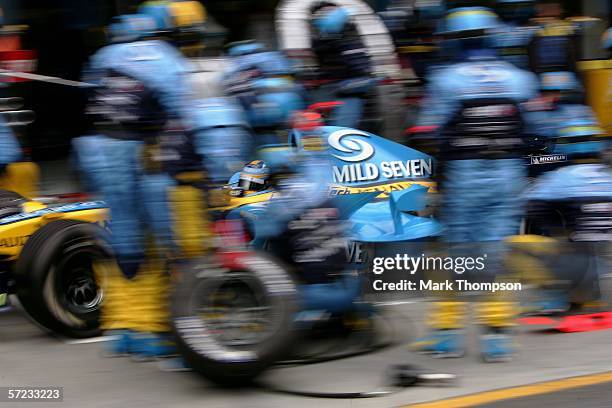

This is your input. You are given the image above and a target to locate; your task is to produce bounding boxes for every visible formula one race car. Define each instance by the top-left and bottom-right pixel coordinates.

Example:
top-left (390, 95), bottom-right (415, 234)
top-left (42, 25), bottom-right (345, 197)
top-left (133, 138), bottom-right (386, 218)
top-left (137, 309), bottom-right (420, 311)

top-left (171, 125), bottom-right (442, 385)
top-left (0, 190), bottom-right (109, 338)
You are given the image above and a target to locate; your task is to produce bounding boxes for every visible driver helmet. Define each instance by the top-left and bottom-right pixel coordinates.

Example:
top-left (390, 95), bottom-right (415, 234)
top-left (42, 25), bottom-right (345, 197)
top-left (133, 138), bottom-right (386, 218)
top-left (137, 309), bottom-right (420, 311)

top-left (238, 160), bottom-right (270, 192)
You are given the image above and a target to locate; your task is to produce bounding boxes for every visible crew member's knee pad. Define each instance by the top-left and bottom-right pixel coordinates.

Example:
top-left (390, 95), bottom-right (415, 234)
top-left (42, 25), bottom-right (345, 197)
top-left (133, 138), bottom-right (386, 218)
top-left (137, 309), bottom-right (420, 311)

top-left (169, 176), bottom-right (211, 257)
top-left (429, 301), bottom-right (467, 330)
top-left (505, 235), bottom-right (559, 285)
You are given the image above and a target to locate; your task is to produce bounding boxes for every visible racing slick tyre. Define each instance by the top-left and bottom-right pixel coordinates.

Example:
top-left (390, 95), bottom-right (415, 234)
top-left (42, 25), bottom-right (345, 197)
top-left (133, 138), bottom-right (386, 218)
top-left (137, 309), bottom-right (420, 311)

top-left (15, 219), bottom-right (111, 338)
top-left (171, 251), bottom-right (299, 386)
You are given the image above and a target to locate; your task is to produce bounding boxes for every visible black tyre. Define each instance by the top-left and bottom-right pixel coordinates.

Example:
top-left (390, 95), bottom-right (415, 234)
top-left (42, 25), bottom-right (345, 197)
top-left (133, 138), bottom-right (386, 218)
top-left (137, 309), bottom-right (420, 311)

top-left (171, 251), bottom-right (299, 386)
top-left (15, 219), bottom-right (111, 338)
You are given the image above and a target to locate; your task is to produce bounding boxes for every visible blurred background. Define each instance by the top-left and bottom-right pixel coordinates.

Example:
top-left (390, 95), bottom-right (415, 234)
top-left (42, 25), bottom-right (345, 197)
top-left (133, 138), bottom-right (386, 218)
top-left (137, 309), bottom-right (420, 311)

top-left (0, 0), bottom-right (608, 162)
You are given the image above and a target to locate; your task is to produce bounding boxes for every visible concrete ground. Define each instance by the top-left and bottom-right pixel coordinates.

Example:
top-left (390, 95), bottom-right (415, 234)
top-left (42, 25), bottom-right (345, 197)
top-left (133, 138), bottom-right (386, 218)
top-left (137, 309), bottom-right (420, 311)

top-left (15, 68), bottom-right (612, 406)
top-left (2, 299), bottom-right (612, 408)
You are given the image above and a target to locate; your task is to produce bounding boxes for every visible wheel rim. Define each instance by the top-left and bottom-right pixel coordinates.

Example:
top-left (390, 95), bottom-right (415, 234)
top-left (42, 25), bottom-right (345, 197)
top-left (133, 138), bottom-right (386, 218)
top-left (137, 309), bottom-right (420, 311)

top-left (65, 268), bottom-right (103, 312)
top-left (194, 272), bottom-right (276, 348)
top-left (56, 239), bottom-right (105, 317)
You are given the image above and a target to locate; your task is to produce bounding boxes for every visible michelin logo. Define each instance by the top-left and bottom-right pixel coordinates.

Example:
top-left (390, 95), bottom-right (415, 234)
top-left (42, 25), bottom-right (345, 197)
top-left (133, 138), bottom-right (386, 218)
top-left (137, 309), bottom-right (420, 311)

top-left (530, 154), bottom-right (567, 165)
top-left (329, 129), bottom-right (433, 183)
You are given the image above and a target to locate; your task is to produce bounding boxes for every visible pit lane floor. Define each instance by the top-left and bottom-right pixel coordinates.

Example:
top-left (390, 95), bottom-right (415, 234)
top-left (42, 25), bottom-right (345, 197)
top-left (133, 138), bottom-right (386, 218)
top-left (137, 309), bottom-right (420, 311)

top-left (2, 300), bottom-right (612, 408)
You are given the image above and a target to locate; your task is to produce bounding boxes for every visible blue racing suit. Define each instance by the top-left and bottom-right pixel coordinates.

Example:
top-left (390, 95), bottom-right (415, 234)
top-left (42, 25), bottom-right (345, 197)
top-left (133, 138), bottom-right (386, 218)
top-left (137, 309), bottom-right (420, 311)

top-left (73, 39), bottom-right (252, 277)
top-left (414, 50), bottom-right (539, 335)
top-left (525, 163), bottom-right (612, 303)
top-left (222, 50), bottom-right (306, 146)
top-left (73, 39), bottom-right (192, 276)
top-left (254, 139), bottom-right (358, 313)
top-left (523, 98), bottom-right (605, 176)
top-left (309, 7), bottom-right (376, 128)
top-left (418, 51), bottom-right (538, 271)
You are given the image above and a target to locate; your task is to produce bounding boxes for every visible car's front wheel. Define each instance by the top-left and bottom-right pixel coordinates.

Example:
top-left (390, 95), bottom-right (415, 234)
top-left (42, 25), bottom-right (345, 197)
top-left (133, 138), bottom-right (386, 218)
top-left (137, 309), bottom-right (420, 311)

top-left (15, 219), bottom-right (111, 338)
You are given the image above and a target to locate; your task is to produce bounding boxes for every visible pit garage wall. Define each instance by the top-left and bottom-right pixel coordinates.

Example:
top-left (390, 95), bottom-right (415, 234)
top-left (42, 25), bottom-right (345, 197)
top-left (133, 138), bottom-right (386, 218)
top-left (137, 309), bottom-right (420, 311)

top-left (275, 0), bottom-right (409, 142)
top-left (276, 0), bottom-right (404, 80)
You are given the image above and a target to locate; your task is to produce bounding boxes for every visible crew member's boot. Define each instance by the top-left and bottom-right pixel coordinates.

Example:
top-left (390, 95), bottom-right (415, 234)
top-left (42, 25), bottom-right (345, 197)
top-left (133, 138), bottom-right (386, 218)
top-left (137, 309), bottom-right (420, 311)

top-left (477, 300), bottom-right (517, 362)
top-left (412, 301), bottom-right (466, 358)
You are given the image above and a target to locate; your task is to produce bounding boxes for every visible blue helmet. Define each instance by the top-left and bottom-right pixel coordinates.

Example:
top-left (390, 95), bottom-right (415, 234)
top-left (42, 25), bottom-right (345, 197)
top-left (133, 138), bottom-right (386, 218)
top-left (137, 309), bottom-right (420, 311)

top-left (441, 7), bottom-right (501, 35)
top-left (138, 1), bottom-right (175, 33)
top-left (311, 6), bottom-right (351, 36)
top-left (238, 77), bottom-right (305, 128)
top-left (107, 14), bottom-right (157, 43)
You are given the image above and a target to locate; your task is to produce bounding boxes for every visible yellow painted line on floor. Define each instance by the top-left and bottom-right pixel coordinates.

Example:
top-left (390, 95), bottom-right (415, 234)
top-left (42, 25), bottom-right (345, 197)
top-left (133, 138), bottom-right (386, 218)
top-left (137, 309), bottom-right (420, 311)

top-left (408, 371), bottom-right (612, 408)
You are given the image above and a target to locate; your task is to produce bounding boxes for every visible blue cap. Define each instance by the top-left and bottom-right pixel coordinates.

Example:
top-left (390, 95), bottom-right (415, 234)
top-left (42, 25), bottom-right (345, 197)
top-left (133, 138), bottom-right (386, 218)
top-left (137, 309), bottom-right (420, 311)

top-left (442, 7), bottom-right (501, 34)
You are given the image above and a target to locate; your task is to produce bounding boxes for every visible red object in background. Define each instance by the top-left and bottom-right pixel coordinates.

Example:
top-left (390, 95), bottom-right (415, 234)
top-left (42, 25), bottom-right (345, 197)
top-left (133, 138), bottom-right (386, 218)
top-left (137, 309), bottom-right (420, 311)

top-left (555, 312), bottom-right (612, 333)
top-left (292, 110), bottom-right (323, 131)
top-left (519, 316), bottom-right (557, 326)
top-left (308, 101), bottom-right (344, 115)
top-left (0, 35), bottom-right (21, 52)
top-left (520, 312), bottom-right (612, 333)
top-left (0, 49), bottom-right (37, 82)
top-left (213, 219), bottom-right (251, 251)
top-left (405, 125), bottom-right (438, 135)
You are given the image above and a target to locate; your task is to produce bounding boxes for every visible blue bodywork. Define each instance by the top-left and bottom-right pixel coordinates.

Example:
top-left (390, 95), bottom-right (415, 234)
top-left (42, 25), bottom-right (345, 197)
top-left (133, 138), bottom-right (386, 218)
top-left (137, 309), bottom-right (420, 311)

top-left (225, 126), bottom-right (442, 317)
top-left (227, 126), bottom-right (442, 243)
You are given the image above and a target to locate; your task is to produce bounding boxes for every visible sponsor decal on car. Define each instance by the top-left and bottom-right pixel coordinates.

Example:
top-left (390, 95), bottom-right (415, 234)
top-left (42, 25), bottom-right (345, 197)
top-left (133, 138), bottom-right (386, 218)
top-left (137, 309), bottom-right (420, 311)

top-left (330, 180), bottom-right (436, 197)
top-left (328, 129), bottom-right (433, 184)
top-left (0, 201), bottom-right (106, 225)
top-left (0, 235), bottom-right (30, 247)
